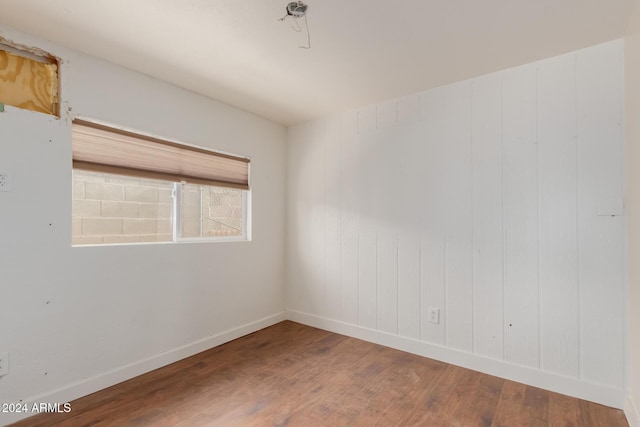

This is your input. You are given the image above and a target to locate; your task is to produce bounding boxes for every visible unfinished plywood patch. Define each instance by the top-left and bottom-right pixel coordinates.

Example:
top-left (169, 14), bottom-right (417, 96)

top-left (0, 46), bottom-right (58, 115)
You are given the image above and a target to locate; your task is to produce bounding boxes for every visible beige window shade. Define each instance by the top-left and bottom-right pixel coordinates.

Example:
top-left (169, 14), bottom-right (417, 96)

top-left (72, 120), bottom-right (249, 190)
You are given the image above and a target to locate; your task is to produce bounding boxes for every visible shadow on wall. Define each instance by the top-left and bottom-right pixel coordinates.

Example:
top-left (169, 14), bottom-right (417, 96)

top-left (286, 41), bottom-right (626, 397)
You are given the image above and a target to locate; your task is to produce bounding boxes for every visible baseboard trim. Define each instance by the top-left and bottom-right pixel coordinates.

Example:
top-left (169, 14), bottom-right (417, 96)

top-left (1, 312), bottom-right (287, 426)
top-left (286, 310), bottom-right (625, 410)
top-left (626, 396), bottom-right (640, 427)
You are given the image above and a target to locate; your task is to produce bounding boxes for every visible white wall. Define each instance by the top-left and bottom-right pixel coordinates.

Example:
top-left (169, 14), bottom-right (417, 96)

top-left (286, 40), bottom-right (626, 408)
top-left (626, 2), bottom-right (640, 425)
top-left (0, 26), bottom-right (286, 425)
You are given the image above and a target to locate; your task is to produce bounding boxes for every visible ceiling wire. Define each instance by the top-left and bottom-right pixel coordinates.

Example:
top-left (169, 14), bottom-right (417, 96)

top-left (299, 14), bottom-right (310, 49)
top-left (279, 1), bottom-right (311, 49)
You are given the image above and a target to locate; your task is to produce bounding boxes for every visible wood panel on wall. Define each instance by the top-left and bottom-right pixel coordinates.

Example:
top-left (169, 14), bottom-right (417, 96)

top-left (0, 48), bottom-right (58, 115)
top-left (286, 40), bottom-right (625, 404)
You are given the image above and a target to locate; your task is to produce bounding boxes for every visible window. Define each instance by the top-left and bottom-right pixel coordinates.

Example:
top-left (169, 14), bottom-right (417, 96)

top-left (71, 120), bottom-right (250, 246)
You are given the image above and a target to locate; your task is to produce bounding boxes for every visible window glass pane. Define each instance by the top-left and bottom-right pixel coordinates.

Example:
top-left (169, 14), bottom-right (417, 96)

top-left (72, 170), bottom-right (173, 245)
top-left (180, 183), bottom-right (243, 238)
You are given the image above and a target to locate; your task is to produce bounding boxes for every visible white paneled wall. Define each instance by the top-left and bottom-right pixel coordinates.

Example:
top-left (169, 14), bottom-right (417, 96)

top-left (286, 40), bottom-right (625, 406)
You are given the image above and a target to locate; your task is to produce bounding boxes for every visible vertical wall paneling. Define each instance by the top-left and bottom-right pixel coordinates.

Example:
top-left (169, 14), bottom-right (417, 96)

top-left (377, 100), bottom-right (398, 130)
top-left (358, 106), bottom-right (377, 134)
top-left (286, 41), bottom-right (625, 400)
top-left (471, 74), bottom-right (504, 360)
top-left (340, 111), bottom-right (360, 325)
top-left (502, 66), bottom-right (540, 368)
top-left (397, 94), bottom-right (420, 124)
top-left (358, 227), bottom-right (378, 329)
top-left (445, 237), bottom-right (474, 352)
top-left (357, 113), bottom-right (382, 329)
top-left (420, 236), bottom-right (446, 344)
top-left (341, 232), bottom-right (359, 325)
top-left (341, 109), bottom-right (359, 138)
top-left (575, 43), bottom-right (625, 387)
top-left (377, 232), bottom-right (399, 334)
top-left (398, 234), bottom-right (421, 339)
top-left (537, 54), bottom-right (580, 378)
top-left (288, 122), bottom-right (319, 314)
top-left (306, 121), bottom-right (328, 317)
top-left (441, 83), bottom-right (474, 352)
top-left (286, 125), bottom-right (307, 311)
top-left (421, 83), bottom-right (474, 350)
top-left (324, 118), bottom-right (342, 320)
top-left (419, 88), bottom-right (448, 345)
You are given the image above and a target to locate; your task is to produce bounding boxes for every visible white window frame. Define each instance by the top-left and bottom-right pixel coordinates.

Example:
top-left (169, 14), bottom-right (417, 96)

top-left (171, 182), bottom-right (250, 243)
top-left (71, 115), bottom-right (252, 246)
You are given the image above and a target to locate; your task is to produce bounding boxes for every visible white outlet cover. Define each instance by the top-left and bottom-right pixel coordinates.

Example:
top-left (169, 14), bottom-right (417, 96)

top-left (0, 171), bottom-right (13, 192)
top-left (428, 307), bottom-right (440, 324)
top-left (0, 351), bottom-right (8, 376)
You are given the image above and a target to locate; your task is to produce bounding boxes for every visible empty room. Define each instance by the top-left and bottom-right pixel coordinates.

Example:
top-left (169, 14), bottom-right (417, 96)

top-left (1, 0), bottom-right (640, 426)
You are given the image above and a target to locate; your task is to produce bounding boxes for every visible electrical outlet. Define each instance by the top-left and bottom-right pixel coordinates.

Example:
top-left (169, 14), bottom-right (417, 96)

top-left (0, 352), bottom-right (8, 376)
top-left (428, 307), bottom-right (440, 324)
top-left (0, 171), bottom-right (13, 192)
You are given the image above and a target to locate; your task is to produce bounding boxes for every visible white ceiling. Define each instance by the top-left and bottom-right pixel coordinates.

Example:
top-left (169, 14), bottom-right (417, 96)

top-left (0, 0), bottom-right (635, 126)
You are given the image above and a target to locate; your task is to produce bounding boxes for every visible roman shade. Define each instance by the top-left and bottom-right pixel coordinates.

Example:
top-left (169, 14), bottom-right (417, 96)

top-left (72, 120), bottom-right (249, 190)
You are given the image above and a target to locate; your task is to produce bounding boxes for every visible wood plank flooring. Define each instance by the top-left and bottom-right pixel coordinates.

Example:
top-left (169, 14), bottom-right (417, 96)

top-left (9, 321), bottom-right (628, 426)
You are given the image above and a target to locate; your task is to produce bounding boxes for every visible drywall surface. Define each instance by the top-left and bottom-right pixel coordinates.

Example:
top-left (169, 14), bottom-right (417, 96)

top-left (626, 3), bottom-right (640, 425)
top-left (0, 25), bottom-right (286, 425)
top-left (286, 40), bottom-right (625, 407)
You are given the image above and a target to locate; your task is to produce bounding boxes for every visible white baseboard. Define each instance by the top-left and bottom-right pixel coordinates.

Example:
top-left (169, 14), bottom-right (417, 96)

top-left (1, 312), bottom-right (286, 427)
top-left (286, 310), bottom-right (625, 410)
top-left (627, 396), bottom-right (640, 427)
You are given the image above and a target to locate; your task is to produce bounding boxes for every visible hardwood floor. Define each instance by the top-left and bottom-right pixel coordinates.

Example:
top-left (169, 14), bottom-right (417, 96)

top-left (10, 321), bottom-right (628, 427)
